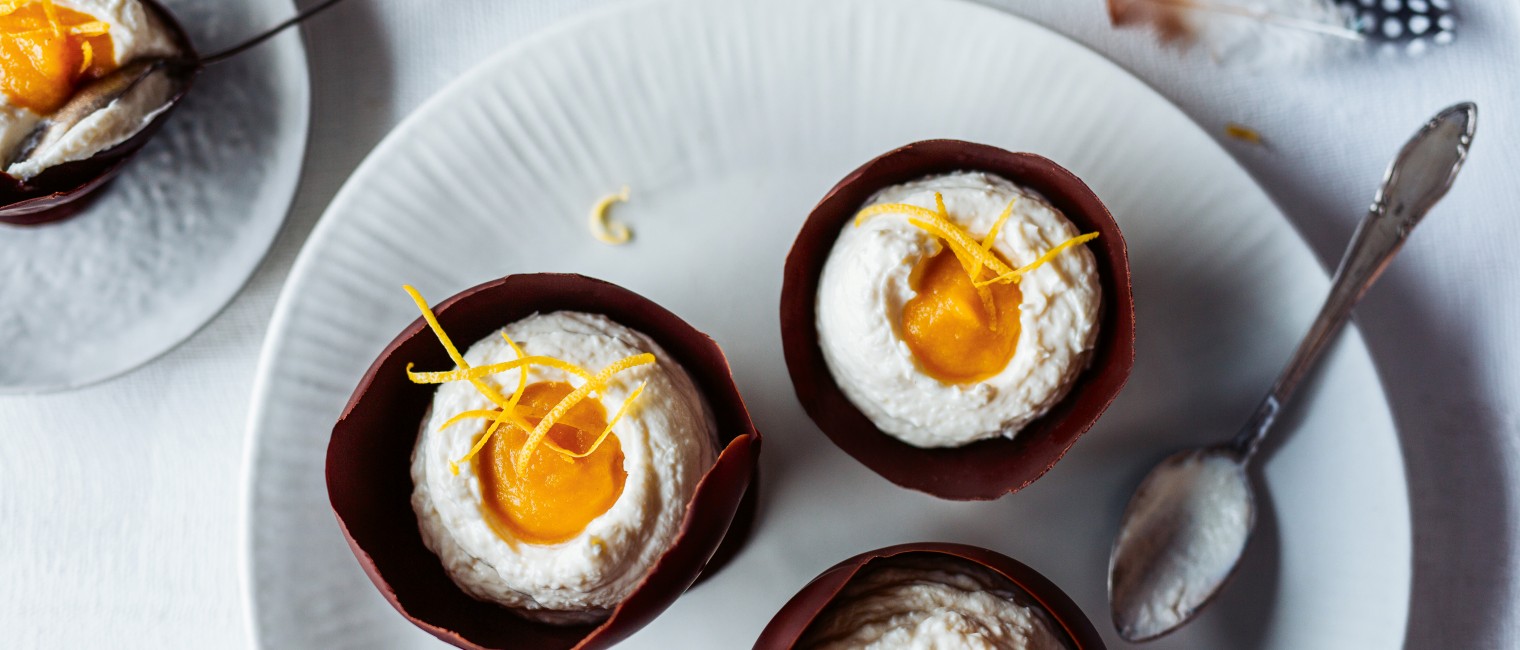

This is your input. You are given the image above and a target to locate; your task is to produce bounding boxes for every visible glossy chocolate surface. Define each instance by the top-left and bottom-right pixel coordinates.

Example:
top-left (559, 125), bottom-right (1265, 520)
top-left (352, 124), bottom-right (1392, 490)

top-left (780, 140), bottom-right (1135, 500)
top-left (328, 273), bottom-right (762, 649)
top-left (755, 542), bottom-right (1106, 650)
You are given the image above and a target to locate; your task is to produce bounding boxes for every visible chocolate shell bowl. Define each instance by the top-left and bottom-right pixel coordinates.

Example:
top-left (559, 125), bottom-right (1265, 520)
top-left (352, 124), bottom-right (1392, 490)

top-left (328, 273), bottom-right (762, 650)
top-left (755, 543), bottom-right (1105, 650)
top-left (780, 139), bottom-right (1134, 500)
top-left (0, 0), bottom-right (196, 227)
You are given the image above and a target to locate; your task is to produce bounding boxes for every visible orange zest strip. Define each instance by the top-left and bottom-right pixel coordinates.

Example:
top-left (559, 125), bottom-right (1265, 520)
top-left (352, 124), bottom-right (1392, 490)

top-left (40, 0), bottom-right (61, 37)
top-left (925, 194), bottom-right (1003, 329)
top-left (451, 333), bottom-right (536, 475)
top-left (973, 232), bottom-right (1101, 288)
top-left (514, 353), bottom-right (655, 474)
top-left (855, 196), bottom-right (1099, 291)
top-left (856, 200), bottom-right (1016, 278)
top-left (546, 381), bottom-right (646, 459)
top-left (405, 356), bottom-right (597, 385)
top-left (500, 334), bottom-right (530, 411)
top-left (858, 197), bottom-right (1004, 328)
top-left (588, 186), bottom-right (632, 245)
top-left (938, 192), bottom-right (980, 280)
top-left (68, 21), bottom-right (109, 37)
top-left (503, 332), bottom-right (603, 386)
top-left (437, 409), bottom-right (505, 431)
top-left (405, 285), bottom-right (655, 473)
top-left (404, 285), bottom-right (501, 400)
top-left (982, 199), bottom-right (1016, 252)
top-left (405, 285), bottom-right (520, 474)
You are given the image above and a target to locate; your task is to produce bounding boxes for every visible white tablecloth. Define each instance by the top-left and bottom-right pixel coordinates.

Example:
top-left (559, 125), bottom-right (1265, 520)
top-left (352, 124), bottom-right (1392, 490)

top-left (2, 0), bottom-right (1516, 647)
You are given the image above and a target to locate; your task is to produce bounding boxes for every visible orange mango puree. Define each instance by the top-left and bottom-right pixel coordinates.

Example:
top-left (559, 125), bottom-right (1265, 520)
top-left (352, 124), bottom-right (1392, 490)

top-left (901, 246), bottom-right (1022, 384)
top-left (477, 381), bottom-right (627, 545)
top-left (0, 2), bottom-right (114, 113)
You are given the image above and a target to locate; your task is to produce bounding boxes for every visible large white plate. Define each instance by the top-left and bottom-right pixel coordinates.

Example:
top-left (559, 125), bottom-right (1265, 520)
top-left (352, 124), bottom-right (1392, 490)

top-left (0, 0), bottom-right (310, 393)
top-left (243, 0), bottom-right (1410, 647)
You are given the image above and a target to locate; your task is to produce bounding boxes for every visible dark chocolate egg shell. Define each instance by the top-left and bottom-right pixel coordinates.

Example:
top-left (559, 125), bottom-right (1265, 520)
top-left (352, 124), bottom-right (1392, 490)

top-left (0, 0), bottom-right (197, 227)
top-left (327, 273), bottom-right (762, 650)
top-left (754, 542), bottom-right (1105, 650)
top-left (780, 139), bottom-right (1135, 500)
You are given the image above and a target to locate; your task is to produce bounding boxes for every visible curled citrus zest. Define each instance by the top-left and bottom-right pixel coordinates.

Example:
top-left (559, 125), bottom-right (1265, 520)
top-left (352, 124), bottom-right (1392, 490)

top-left (500, 334), bottom-right (530, 410)
top-left (405, 286), bottom-right (486, 387)
top-left (502, 332), bottom-right (604, 386)
top-left (973, 232), bottom-right (1101, 288)
top-left (405, 356), bottom-right (598, 385)
top-left (451, 335), bottom-right (537, 475)
top-left (932, 194), bottom-right (982, 279)
top-left (475, 333), bottom-right (534, 450)
top-left (982, 199), bottom-right (1016, 252)
top-left (438, 401), bottom-right (552, 433)
top-left (438, 409), bottom-right (506, 432)
top-left (405, 285), bottom-right (655, 474)
top-left (546, 381), bottom-right (646, 460)
top-left (856, 196), bottom-right (1099, 292)
top-left (857, 200), bottom-right (1017, 278)
top-left (865, 195), bottom-right (1003, 328)
top-left (515, 353), bottom-right (655, 474)
top-left (404, 285), bottom-right (521, 473)
top-left (68, 21), bottom-right (108, 37)
top-left (442, 387), bottom-right (645, 461)
top-left (930, 193), bottom-right (1000, 330)
top-left (972, 199), bottom-right (1017, 330)
top-left (589, 186), bottom-right (632, 245)
top-left (40, 0), bottom-right (60, 37)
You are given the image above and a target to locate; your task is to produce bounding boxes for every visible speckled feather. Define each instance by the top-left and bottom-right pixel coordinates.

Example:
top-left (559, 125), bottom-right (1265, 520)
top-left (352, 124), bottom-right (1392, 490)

top-left (1108, 0), bottom-right (1361, 64)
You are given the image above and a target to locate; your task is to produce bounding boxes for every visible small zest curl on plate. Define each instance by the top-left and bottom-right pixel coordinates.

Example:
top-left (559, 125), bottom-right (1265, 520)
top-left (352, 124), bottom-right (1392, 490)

top-left (588, 186), bottom-right (633, 245)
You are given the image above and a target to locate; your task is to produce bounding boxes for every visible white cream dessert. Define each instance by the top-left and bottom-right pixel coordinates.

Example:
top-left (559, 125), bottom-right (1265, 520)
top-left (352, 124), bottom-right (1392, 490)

top-left (409, 310), bottom-right (720, 623)
top-left (0, 0), bottom-right (183, 180)
top-left (799, 556), bottom-right (1069, 650)
top-left (815, 171), bottom-right (1101, 448)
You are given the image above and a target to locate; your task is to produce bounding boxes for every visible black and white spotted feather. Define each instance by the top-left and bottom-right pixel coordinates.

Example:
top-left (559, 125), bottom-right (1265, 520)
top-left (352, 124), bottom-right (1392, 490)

top-left (1108, 0), bottom-right (1457, 63)
top-left (1335, 0), bottom-right (1456, 54)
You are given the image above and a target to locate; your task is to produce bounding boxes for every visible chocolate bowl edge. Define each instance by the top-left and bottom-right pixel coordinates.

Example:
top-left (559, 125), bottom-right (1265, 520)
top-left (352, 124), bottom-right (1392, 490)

top-left (779, 139), bottom-right (1136, 500)
top-left (0, 0), bottom-right (198, 227)
top-left (753, 542), bottom-right (1106, 650)
top-left (327, 273), bottom-right (763, 650)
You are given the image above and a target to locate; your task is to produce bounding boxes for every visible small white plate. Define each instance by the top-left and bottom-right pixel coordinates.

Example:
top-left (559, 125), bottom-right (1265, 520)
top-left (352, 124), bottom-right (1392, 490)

top-left (243, 0), bottom-right (1411, 647)
top-left (0, 0), bottom-right (310, 394)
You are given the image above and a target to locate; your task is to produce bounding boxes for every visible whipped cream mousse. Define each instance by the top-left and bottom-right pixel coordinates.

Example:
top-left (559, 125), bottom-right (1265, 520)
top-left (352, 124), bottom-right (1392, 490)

top-left (408, 306), bottom-right (719, 624)
top-left (798, 555), bottom-right (1070, 650)
top-left (815, 171), bottom-right (1101, 448)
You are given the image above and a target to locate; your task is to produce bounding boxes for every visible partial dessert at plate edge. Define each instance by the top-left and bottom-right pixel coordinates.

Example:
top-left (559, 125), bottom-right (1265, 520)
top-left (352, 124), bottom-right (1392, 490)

top-left (780, 140), bottom-right (1135, 500)
top-left (0, 0), bottom-right (194, 225)
top-left (328, 273), bottom-right (761, 649)
top-left (755, 543), bottom-right (1105, 650)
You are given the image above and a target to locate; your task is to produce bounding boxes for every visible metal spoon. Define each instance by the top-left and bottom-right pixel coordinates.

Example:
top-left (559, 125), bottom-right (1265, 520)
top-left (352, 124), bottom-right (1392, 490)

top-left (1108, 102), bottom-right (1477, 642)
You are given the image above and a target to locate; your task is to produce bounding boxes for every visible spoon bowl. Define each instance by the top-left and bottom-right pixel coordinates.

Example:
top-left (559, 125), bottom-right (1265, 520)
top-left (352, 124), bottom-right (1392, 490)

top-left (1109, 447), bottom-right (1255, 642)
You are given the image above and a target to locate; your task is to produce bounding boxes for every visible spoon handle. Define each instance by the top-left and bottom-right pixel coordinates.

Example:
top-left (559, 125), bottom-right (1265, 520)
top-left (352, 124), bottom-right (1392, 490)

top-left (1231, 103), bottom-right (1477, 459)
